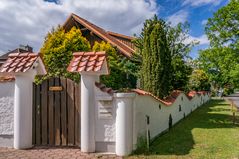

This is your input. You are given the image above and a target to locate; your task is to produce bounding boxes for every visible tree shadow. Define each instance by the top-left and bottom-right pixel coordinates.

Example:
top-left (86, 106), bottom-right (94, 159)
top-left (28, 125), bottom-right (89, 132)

top-left (139, 99), bottom-right (238, 156)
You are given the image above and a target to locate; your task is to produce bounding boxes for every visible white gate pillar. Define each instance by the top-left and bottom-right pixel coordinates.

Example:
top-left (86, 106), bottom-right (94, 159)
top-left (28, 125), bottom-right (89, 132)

top-left (14, 70), bottom-right (36, 149)
top-left (67, 51), bottom-right (109, 153)
top-left (0, 53), bottom-right (46, 149)
top-left (114, 93), bottom-right (135, 156)
top-left (80, 74), bottom-right (98, 152)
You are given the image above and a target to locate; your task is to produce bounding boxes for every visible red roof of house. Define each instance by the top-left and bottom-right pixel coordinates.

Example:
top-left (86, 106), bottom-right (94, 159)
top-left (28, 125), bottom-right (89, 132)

top-left (67, 51), bottom-right (107, 73)
top-left (0, 53), bottom-right (38, 73)
top-left (63, 13), bottom-right (135, 58)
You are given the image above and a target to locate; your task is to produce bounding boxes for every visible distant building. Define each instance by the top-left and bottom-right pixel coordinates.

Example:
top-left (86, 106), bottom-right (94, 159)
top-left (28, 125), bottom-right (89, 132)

top-left (0, 45), bottom-right (33, 66)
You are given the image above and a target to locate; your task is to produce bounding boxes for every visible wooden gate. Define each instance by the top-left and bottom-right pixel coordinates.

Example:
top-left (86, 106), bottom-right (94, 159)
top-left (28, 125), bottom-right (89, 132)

top-left (32, 77), bottom-right (81, 146)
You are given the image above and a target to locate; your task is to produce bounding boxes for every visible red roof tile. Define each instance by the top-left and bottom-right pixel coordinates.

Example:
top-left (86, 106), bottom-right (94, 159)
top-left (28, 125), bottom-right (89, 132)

top-left (67, 51), bottom-right (108, 73)
top-left (95, 82), bottom-right (116, 95)
top-left (132, 89), bottom-right (209, 106)
top-left (132, 89), bottom-right (173, 106)
top-left (0, 53), bottom-right (38, 73)
top-left (0, 75), bottom-right (15, 82)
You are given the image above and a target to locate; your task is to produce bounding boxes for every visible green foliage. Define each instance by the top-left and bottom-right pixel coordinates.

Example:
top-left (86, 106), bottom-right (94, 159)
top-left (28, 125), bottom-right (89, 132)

top-left (92, 41), bottom-right (137, 90)
top-left (135, 15), bottom-right (195, 97)
top-left (140, 16), bottom-right (172, 98)
top-left (132, 135), bottom-right (149, 155)
top-left (189, 69), bottom-right (210, 91)
top-left (171, 56), bottom-right (192, 91)
top-left (205, 0), bottom-right (239, 49)
top-left (198, 0), bottom-right (239, 91)
top-left (40, 26), bottom-right (90, 82)
top-left (199, 47), bottom-right (238, 88)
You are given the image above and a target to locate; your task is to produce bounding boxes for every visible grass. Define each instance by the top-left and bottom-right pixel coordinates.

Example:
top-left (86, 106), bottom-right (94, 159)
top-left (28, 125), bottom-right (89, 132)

top-left (127, 98), bottom-right (239, 159)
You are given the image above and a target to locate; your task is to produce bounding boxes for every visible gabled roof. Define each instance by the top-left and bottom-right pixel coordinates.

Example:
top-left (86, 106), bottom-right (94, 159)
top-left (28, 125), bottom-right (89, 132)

top-left (63, 13), bottom-right (135, 58)
top-left (0, 53), bottom-right (46, 75)
top-left (67, 51), bottom-right (109, 74)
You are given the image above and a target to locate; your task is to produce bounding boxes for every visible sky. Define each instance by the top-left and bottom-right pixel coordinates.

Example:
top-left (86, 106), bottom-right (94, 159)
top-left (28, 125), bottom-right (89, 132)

top-left (0, 0), bottom-right (229, 58)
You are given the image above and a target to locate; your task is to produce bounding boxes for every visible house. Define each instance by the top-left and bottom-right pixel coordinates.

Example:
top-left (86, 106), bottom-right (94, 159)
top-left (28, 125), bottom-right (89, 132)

top-left (0, 45), bottom-right (33, 67)
top-left (63, 13), bottom-right (135, 58)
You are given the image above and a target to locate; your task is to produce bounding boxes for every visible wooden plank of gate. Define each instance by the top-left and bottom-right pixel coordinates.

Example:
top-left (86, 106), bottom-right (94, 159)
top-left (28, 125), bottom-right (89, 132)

top-left (54, 78), bottom-right (61, 145)
top-left (60, 78), bottom-right (67, 145)
top-left (48, 78), bottom-right (55, 145)
top-left (41, 80), bottom-right (48, 145)
top-left (74, 83), bottom-right (80, 146)
top-left (36, 84), bottom-right (41, 145)
top-left (32, 83), bottom-right (36, 145)
top-left (67, 78), bottom-right (75, 145)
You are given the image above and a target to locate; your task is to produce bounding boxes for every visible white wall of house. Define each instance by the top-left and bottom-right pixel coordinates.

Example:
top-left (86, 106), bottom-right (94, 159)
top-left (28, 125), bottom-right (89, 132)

top-left (0, 81), bottom-right (15, 147)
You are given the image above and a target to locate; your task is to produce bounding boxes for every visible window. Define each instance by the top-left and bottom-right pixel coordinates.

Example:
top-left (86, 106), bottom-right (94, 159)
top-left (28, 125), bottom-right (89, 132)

top-left (158, 104), bottom-right (161, 110)
top-left (179, 105), bottom-right (182, 112)
top-left (181, 96), bottom-right (183, 101)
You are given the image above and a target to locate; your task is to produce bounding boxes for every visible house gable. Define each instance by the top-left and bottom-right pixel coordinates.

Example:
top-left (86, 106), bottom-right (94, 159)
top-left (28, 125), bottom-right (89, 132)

top-left (63, 13), bottom-right (135, 58)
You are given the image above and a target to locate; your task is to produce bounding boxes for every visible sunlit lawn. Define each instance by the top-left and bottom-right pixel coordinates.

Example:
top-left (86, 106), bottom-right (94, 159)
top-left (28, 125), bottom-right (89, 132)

top-left (127, 98), bottom-right (239, 159)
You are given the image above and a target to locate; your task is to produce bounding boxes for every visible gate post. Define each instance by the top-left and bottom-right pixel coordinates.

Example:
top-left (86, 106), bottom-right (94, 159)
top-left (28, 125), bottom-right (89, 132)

top-left (0, 53), bottom-right (46, 149)
top-left (114, 93), bottom-right (135, 156)
top-left (67, 52), bottom-right (109, 153)
top-left (80, 74), bottom-right (98, 152)
top-left (14, 70), bottom-right (36, 149)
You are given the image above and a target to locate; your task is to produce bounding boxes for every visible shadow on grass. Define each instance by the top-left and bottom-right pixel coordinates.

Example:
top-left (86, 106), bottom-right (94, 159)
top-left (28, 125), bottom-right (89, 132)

top-left (135, 99), bottom-right (237, 156)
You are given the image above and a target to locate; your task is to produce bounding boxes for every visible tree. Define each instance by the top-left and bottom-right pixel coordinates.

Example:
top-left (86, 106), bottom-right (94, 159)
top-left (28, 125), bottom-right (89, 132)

top-left (199, 47), bottom-right (237, 88)
top-left (134, 16), bottom-right (195, 96)
top-left (199, 0), bottom-right (239, 89)
top-left (188, 69), bottom-right (210, 91)
top-left (40, 26), bottom-right (90, 82)
top-left (92, 41), bottom-right (137, 89)
top-left (140, 16), bottom-right (172, 98)
top-left (205, 0), bottom-right (239, 49)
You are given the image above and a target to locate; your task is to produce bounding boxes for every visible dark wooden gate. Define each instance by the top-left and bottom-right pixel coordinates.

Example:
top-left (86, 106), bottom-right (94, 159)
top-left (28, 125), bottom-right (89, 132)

top-left (32, 77), bottom-right (81, 146)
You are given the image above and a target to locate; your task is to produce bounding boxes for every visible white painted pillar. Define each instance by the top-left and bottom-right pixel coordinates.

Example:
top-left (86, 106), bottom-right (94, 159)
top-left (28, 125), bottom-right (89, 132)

top-left (14, 70), bottom-right (36, 149)
top-left (115, 93), bottom-right (135, 156)
top-left (81, 74), bottom-right (98, 152)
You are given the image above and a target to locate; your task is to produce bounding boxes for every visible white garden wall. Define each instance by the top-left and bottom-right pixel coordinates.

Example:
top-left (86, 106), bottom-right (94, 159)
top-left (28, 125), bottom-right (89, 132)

top-left (132, 92), bottom-right (210, 149)
top-left (0, 81), bottom-right (15, 147)
top-left (94, 84), bottom-right (210, 156)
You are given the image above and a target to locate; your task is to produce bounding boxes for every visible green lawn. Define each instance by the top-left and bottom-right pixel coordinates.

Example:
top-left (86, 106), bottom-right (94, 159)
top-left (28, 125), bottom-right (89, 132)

top-left (128, 99), bottom-right (239, 159)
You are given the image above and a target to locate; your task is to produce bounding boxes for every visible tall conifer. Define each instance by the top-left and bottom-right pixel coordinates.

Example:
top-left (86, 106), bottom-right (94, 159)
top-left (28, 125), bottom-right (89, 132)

top-left (141, 16), bottom-right (172, 98)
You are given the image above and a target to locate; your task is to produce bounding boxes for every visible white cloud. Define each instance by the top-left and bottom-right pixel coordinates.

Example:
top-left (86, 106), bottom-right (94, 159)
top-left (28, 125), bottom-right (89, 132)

top-left (0, 0), bottom-right (158, 55)
top-left (182, 0), bottom-right (222, 7)
top-left (167, 10), bottom-right (188, 26)
top-left (184, 34), bottom-right (210, 45)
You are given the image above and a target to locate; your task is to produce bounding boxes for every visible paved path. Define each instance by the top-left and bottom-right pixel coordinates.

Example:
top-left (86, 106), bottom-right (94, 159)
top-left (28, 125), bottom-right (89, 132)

top-left (224, 92), bottom-right (239, 109)
top-left (0, 147), bottom-right (122, 159)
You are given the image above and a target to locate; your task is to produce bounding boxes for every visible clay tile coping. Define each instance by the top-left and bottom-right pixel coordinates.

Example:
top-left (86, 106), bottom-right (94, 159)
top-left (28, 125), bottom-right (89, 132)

top-left (68, 51), bottom-right (107, 73)
top-left (0, 52), bottom-right (39, 73)
top-left (0, 75), bottom-right (15, 82)
top-left (132, 89), bottom-right (209, 106)
top-left (95, 82), bottom-right (116, 95)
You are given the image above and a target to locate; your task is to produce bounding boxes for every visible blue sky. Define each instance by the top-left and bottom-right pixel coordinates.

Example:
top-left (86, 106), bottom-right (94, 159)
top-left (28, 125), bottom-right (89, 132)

top-left (0, 0), bottom-right (229, 58)
top-left (156, 0), bottom-right (229, 58)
